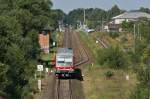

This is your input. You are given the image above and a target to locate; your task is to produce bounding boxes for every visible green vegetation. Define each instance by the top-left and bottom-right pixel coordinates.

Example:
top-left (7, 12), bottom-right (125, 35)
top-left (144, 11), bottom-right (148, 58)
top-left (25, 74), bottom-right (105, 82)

top-left (67, 5), bottom-right (124, 28)
top-left (78, 6), bottom-right (150, 99)
top-left (80, 17), bottom-right (150, 97)
top-left (120, 18), bottom-right (150, 98)
top-left (0, 0), bottom-right (64, 98)
top-left (0, 0), bottom-right (150, 98)
top-left (104, 70), bottom-right (114, 78)
top-left (50, 9), bottom-right (66, 29)
top-left (99, 46), bottom-right (128, 69)
top-left (83, 66), bottom-right (137, 99)
top-left (79, 31), bottom-right (137, 99)
top-left (41, 53), bottom-right (53, 61)
top-left (139, 7), bottom-right (150, 14)
top-left (122, 21), bottom-right (134, 32)
top-left (109, 32), bottom-right (120, 39)
top-left (79, 31), bottom-right (101, 63)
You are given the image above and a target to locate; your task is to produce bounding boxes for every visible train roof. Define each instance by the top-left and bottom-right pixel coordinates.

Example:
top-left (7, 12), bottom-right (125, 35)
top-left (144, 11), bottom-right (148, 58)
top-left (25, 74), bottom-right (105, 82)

top-left (56, 48), bottom-right (73, 56)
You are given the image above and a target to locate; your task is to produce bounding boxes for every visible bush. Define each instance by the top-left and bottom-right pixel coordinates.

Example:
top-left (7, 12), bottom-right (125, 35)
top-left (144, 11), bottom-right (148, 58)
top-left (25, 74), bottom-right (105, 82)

top-left (99, 46), bottom-right (128, 69)
top-left (131, 86), bottom-right (150, 99)
top-left (121, 21), bottom-right (134, 32)
top-left (104, 71), bottom-right (114, 78)
top-left (109, 32), bottom-right (120, 38)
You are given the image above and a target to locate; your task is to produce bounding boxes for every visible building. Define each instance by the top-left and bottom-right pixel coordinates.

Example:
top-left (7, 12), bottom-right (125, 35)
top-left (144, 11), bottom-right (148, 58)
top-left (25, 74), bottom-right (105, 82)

top-left (104, 24), bottom-right (122, 32)
top-left (104, 11), bottom-right (150, 32)
top-left (112, 11), bottom-right (150, 24)
top-left (104, 21), bottom-right (122, 32)
top-left (39, 30), bottom-right (50, 53)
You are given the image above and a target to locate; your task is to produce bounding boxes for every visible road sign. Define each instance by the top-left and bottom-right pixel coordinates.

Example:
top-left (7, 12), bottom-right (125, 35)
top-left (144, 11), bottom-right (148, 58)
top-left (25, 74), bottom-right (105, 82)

top-left (37, 65), bottom-right (43, 71)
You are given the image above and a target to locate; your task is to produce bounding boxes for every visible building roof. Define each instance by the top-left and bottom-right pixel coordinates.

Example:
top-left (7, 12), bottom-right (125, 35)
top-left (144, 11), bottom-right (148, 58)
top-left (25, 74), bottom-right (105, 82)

top-left (112, 11), bottom-right (150, 19)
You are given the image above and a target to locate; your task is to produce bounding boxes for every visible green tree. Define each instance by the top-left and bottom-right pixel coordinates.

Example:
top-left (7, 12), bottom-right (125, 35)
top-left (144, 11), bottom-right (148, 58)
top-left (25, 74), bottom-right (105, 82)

top-left (99, 46), bottom-right (127, 69)
top-left (140, 7), bottom-right (150, 14)
top-left (0, 0), bottom-right (55, 98)
top-left (0, 63), bottom-right (9, 97)
top-left (0, 16), bottom-right (22, 62)
top-left (66, 5), bottom-right (124, 29)
top-left (50, 9), bottom-right (66, 29)
top-left (121, 21), bottom-right (134, 32)
top-left (107, 5), bottom-right (124, 21)
top-left (131, 86), bottom-right (150, 99)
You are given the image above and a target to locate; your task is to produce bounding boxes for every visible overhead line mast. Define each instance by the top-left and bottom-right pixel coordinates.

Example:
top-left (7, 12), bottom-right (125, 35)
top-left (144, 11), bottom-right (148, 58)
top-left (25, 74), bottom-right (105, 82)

top-left (84, 9), bottom-right (86, 25)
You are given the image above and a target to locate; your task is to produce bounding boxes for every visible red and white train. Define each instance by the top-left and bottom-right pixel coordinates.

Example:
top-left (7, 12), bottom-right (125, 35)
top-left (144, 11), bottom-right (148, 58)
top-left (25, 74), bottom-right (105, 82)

top-left (55, 48), bottom-right (75, 77)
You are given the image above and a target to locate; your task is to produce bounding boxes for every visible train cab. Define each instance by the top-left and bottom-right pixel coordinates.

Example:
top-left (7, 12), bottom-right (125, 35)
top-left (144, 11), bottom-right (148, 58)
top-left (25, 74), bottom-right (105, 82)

top-left (55, 48), bottom-right (74, 77)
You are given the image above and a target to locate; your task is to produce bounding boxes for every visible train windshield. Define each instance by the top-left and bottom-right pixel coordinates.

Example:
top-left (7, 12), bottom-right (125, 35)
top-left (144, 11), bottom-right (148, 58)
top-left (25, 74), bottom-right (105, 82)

top-left (57, 57), bottom-right (73, 66)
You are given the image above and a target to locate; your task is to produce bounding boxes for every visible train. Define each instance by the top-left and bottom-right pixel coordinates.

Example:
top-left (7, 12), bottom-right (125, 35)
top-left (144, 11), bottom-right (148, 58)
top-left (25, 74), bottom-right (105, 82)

top-left (55, 48), bottom-right (75, 78)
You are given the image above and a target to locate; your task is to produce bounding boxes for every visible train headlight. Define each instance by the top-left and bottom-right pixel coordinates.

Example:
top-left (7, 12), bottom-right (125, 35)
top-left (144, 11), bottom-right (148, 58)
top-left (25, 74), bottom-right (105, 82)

top-left (62, 74), bottom-right (65, 77)
top-left (66, 74), bottom-right (69, 77)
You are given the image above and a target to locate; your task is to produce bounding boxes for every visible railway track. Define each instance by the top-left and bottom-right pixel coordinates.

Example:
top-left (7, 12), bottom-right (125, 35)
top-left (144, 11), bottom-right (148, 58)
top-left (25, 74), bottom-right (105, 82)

top-left (63, 29), bottom-right (89, 66)
top-left (55, 79), bottom-right (73, 99)
top-left (54, 28), bottom-right (89, 99)
top-left (73, 31), bottom-right (89, 66)
top-left (93, 34), bottom-right (109, 49)
top-left (97, 38), bottom-right (109, 48)
top-left (54, 29), bottom-right (74, 99)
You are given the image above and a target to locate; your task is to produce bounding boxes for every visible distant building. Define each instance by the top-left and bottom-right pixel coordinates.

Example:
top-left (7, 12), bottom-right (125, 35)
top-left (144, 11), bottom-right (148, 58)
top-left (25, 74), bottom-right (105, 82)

top-left (112, 11), bottom-right (150, 24)
top-left (104, 21), bottom-right (122, 32)
top-left (104, 24), bottom-right (122, 32)
top-left (39, 30), bottom-right (50, 53)
top-left (104, 11), bottom-right (150, 32)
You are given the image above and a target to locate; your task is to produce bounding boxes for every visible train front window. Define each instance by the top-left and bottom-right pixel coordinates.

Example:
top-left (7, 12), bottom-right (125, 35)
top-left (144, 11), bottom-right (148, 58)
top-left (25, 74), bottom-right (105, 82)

top-left (57, 57), bottom-right (72, 66)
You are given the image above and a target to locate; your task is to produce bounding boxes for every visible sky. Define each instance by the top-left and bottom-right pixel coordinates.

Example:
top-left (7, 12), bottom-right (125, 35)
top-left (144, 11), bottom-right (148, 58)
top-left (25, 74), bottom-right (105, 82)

top-left (51, 0), bottom-right (150, 14)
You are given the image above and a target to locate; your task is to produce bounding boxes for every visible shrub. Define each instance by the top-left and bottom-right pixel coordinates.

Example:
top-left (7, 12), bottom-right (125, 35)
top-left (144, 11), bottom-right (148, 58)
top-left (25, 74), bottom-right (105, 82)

top-left (109, 32), bottom-right (119, 38)
top-left (131, 86), bottom-right (150, 99)
top-left (99, 46), bottom-right (128, 69)
top-left (104, 70), bottom-right (114, 78)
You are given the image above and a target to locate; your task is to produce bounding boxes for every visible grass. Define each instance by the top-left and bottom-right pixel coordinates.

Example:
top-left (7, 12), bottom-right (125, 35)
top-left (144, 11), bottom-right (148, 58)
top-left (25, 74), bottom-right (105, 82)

top-left (56, 31), bottom-right (63, 47)
top-left (78, 31), bottom-right (137, 99)
top-left (41, 53), bottom-right (52, 61)
top-left (79, 31), bottom-right (102, 63)
top-left (83, 66), bottom-right (137, 99)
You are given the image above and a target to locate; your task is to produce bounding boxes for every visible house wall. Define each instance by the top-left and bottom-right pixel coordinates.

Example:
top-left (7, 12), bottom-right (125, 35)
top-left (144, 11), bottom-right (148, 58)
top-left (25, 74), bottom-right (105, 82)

top-left (114, 19), bottom-right (125, 24)
top-left (39, 33), bottom-right (50, 53)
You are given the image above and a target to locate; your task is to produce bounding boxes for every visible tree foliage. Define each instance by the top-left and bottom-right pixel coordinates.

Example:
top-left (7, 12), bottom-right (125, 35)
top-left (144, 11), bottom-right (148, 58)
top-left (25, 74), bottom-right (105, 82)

top-left (139, 19), bottom-right (150, 42)
top-left (50, 9), bottom-right (66, 29)
top-left (0, 63), bottom-right (9, 97)
top-left (98, 46), bottom-right (127, 69)
top-left (122, 21), bottom-right (134, 32)
top-left (131, 86), bottom-right (150, 99)
top-left (130, 20), bottom-right (150, 99)
top-left (66, 5), bottom-right (124, 28)
top-left (140, 7), bottom-right (150, 14)
top-left (131, 63), bottom-right (150, 99)
top-left (0, 0), bottom-right (54, 98)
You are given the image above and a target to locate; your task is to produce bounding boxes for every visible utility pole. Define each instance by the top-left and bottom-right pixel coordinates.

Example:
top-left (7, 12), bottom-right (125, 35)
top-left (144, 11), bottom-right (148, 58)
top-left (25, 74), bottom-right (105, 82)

top-left (140, 31), bottom-right (142, 41)
top-left (138, 24), bottom-right (140, 39)
top-left (84, 9), bottom-right (86, 26)
top-left (101, 17), bottom-right (103, 32)
top-left (139, 23), bottom-right (142, 41)
top-left (134, 24), bottom-right (136, 54)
